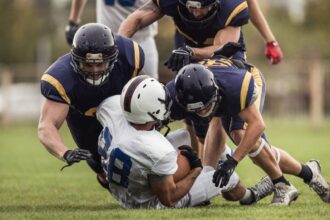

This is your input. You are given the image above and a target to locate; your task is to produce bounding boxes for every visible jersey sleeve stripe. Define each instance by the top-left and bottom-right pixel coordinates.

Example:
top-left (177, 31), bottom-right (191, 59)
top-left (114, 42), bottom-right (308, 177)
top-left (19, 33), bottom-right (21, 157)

top-left (175, 26), bottom-right (199, 45)
top-left (41, 73), bottom-right (71, 105)
top-left (250, 66), bottom-right (264, 111)
top-left (132, 41), bottom-right (140, 77)
top-left (240, 71), bottom-right (252, 110)
top-left (225, 1), bottom-right (248, 26)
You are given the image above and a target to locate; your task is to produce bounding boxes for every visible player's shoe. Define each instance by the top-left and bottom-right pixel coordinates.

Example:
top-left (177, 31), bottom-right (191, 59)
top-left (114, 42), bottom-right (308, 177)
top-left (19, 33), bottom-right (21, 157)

top-left (271, 182), bottom-right (299, 205)
top-left (306, 160), bottom-right (330, 202)
top-left (240, 176), bottom-right (274, 205)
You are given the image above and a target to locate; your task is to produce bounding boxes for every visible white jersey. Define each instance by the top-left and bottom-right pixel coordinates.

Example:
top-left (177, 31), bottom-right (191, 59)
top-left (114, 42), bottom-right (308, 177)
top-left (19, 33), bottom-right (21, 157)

top-left (96, 95), bottom-right (178, 209)
top-left (96, 0), bottom-right (158, 39)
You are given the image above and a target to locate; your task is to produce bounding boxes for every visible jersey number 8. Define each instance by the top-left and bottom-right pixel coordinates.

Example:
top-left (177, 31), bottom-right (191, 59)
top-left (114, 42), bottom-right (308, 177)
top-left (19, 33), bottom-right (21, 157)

top-left (98, 127), bottom-right (132, 188)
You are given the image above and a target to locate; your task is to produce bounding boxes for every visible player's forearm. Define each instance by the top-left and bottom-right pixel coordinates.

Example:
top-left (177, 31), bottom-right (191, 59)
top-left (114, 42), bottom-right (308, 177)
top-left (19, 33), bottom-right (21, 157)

top-left (191, 45), bottom-right (220, 60)
top-left (247, 0), bottom-right (275, 42)
top-left (118, 15), bottom-right (142, 38)
top-left (38, 122), bottom-right (68, 161)
top-left (168, 168), bottom-right (201, 205)
top-left (232, 121), bottom-right (265, 162)
top-left (69, 0), bottom-right (88, 23)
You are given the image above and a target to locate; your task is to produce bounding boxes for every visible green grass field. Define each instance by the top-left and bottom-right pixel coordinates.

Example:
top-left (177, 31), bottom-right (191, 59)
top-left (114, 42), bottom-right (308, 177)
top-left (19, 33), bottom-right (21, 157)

top-left (0, 117), bottom-right (329, 219)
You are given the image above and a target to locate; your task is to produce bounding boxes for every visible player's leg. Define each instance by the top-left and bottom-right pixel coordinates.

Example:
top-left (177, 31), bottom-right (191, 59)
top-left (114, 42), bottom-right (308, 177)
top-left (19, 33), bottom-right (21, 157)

top-left (229, 124), bottom-right (298, 205)
top-left (203, 117), bottom-right (231, 167)
top-left (136, 36), bottom-right (159, 79)
top-left (271, 147), bottom-right (330, 202)
top-left (183, 119), bottom-right (205, 160)
top-left (187, 166), bottom-right (241, 206)
top-left (166, 128), bottom-right (191, 149)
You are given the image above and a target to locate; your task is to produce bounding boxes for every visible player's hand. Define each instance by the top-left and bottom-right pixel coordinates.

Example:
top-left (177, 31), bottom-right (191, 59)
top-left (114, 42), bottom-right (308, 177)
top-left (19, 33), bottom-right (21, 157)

top-left (61, 148), bottom-right (92, 171)
top-left (213, 154), bottom-right (238, 188)
top-left (265, 41), bottom-right (283, 65)
top-left (65, 20), bottom-right (79, 45)
top-left (164, 45), bottom-right (194, 72)
top-left (178, 145), bottom-right (202, 169)
top-left (214, 42), bottom-right (245, 58)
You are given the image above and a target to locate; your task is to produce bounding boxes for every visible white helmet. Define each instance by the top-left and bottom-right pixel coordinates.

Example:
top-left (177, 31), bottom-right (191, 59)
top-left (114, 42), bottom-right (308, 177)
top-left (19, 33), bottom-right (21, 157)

top-left (120, 75), bottom-right (172, 124)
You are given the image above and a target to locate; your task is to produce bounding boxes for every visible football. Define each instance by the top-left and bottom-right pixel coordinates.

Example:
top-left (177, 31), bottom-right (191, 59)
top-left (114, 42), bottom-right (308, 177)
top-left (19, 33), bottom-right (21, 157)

top-left (173, 150), bottom-right (191, 182)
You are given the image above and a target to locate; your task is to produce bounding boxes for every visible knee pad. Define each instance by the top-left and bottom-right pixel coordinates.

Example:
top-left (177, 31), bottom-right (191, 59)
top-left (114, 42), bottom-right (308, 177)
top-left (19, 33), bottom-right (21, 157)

top-left (248, 138), bottom-right (266, 158)
top-left (272, 146), bottom-right (281, 164)
top-left (166, 128), bottom-right (191, 149)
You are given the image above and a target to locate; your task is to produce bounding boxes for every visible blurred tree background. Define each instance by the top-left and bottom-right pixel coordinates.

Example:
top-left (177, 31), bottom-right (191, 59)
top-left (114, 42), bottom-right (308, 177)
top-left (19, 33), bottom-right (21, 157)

top-left (0, 0), bottom-right (329, 122)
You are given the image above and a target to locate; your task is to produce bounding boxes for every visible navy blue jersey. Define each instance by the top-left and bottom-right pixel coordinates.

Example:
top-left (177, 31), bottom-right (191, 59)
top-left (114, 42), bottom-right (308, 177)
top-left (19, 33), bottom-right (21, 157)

top-left (156, 0), bottom-right (249, 59)
top-left (41, 35), bottom-right (144, 117)
top-left (167, 57), bottom-right (266, 139)
top-left (40, 35), bottom-right (144, 173)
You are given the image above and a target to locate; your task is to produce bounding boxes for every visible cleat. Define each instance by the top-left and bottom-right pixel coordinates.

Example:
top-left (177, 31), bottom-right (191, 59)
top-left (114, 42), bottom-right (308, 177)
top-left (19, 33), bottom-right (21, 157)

top-left (240, 176), bottom-right (274, 205)
top-left (271, 182), bottom-right (299, 205)
top-left (306, 160), bottom-right (330, 202)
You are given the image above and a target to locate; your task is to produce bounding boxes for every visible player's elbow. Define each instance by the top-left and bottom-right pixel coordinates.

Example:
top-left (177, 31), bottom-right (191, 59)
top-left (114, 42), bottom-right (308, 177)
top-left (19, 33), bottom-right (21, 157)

top-left (37, 121), bottom-right (48, 144)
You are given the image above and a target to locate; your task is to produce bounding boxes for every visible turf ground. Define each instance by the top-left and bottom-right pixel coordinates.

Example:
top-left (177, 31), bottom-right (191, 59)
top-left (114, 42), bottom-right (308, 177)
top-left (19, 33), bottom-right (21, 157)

top-left (0, 117), bottom-right (329, 219)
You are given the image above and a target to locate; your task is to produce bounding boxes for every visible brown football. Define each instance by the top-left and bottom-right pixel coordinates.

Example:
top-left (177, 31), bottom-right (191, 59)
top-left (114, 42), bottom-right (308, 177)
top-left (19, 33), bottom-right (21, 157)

top-left (173, 150), bottom-right (191, 182)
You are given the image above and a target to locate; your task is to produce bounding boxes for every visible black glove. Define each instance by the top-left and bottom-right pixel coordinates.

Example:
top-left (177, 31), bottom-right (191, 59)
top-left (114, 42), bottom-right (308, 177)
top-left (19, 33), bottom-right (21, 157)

top-left (212, 154), bottom-right (238, 188)
top-left (213, 42), bottom-right (245, 58)
top-left (178, 145), bottom-right (202, 169)
top-left (65, 20), bottom-right (79, 45)
top-left (60, 148), bottom-right (92, 171)
top-left (164, 45), bottom-right (194, 72)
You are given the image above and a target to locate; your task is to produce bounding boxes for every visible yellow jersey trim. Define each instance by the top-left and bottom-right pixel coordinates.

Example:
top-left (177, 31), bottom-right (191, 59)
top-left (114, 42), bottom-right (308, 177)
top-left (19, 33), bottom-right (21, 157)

top-left (132, 41), bottom-right (140, 77)
top-left (41, 73), bottom-right (71, 105)
top-left (240, 71), bottom-right (252, 110)
top-left (225, 1), bottom-right (248, 26)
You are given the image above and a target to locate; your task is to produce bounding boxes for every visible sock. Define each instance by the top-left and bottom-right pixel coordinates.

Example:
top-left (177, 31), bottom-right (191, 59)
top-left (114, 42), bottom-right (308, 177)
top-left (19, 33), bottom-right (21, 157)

top-left (298, 164), bottom-right (313, 183)
top-left (239, 189), bottom-right (254, 204)
top-left (272, 176), bottom-right (290, 186)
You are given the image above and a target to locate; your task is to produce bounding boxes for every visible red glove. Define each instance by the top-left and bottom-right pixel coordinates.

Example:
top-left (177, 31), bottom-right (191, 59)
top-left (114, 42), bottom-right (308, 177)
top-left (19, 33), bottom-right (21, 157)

top-left (265, 41), bottom-right (283, 65)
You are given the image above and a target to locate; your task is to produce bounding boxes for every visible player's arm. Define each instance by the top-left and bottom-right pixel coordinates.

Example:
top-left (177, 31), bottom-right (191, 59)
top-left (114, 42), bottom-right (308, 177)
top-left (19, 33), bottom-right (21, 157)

top-left (149, 168), bottom-right (201, 207)
top-left (118, 0), bottom-right (164, 38)
top-left (191, 26), bottom-right (241, 60)
top-left (69, 0), bottom-right (87, 24)
top-left (65, 0), bottom-right (88, 45)
top-left (231, 103), bottom-right (265, 162)
top-left (246, 0), bottom-right (283, 64)
top-left (38, 99), bottom-right (70, 161)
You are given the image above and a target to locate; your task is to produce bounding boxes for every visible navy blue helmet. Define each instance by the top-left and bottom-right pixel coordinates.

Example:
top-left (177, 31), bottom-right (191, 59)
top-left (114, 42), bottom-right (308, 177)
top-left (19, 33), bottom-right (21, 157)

top-left (178, 0), bottom-right (219, 29)
top-left (71, 23), bottom-right (118, 86)
top-left (174, 63), bottom-right (220, 118)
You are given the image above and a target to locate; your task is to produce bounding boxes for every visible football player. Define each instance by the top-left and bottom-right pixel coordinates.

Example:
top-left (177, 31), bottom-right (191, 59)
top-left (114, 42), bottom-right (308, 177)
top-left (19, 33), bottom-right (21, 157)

top-left (167, 59), bottom-right (330, 205)
top-left (96, 75), bottom-right (257, 208)
top-left (38, 23), bottom-right (144, 188)
top-left (118, 0), bottom-right (249, 160)
top-left (65, 0), bottom-right (159, 79)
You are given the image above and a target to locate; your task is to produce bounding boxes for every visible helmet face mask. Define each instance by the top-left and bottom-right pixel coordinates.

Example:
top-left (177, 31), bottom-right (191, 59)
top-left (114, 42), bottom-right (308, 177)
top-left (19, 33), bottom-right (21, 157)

top-left (178, 0), bottom-right (218, 29)
top-left (120, 75), bottom-right (173, 124)
top-left (175, 63), bottom-right (220, 119)
top-left (71, 23), bottom-right (118, 86)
